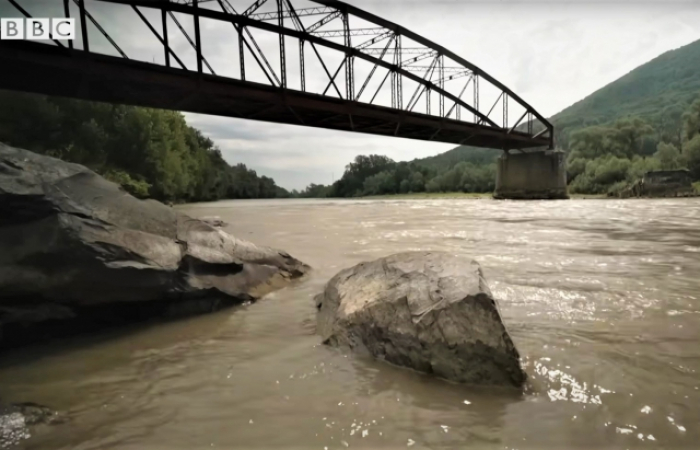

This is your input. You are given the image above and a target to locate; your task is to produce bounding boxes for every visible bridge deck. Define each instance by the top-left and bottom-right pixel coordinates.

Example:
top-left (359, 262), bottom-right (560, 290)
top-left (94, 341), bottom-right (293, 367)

top-left (0, 41), bottom-right (549, 149)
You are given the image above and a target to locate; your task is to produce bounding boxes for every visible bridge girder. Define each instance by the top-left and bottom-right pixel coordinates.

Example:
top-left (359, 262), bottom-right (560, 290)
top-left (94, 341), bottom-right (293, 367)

top-left (0, 0), bottom-right (554, 149)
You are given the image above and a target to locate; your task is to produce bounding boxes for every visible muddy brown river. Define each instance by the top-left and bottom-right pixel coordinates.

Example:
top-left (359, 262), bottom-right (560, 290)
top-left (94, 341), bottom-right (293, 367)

top-left (1, 198), bottom-right (699, 449)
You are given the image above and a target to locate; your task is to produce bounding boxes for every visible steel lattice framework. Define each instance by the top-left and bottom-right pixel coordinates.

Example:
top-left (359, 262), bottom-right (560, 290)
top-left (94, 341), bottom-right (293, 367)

top-left (0, 0), bottom-right (554, 149)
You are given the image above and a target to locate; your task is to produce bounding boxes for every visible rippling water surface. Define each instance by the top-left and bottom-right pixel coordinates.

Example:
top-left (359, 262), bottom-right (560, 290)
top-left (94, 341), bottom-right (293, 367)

top-left (2, 198), bottom-right (700, 449)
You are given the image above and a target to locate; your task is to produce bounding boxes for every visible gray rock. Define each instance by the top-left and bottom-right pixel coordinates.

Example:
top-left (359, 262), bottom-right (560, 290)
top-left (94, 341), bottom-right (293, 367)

top-left (315, 252), bottom-right (526, 387)
top-left (0, 143), bottom-right (309, 346)
top-left (199, 216), bottom-right (228, 228)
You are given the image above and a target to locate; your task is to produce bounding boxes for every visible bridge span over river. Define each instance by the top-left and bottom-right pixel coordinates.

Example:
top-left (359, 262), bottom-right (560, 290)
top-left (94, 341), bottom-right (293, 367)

top-left (0, 0), bottom-right (568, 199)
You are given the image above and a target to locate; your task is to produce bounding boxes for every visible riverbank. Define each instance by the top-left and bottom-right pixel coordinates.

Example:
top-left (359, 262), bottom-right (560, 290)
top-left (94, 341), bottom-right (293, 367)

top-left (363, 192), bottom-right (491, 199)
top-left (360, 192), bottom-right (608, 200)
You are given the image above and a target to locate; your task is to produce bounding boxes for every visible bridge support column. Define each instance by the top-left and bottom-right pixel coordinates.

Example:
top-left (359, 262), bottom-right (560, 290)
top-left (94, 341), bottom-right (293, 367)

top-left (494, 150), bottom-right (569, 200)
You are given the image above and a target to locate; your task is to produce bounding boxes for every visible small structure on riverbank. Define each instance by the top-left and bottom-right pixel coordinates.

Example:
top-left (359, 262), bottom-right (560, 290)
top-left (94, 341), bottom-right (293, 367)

top-left (616, 169), bottom-right (694, 198)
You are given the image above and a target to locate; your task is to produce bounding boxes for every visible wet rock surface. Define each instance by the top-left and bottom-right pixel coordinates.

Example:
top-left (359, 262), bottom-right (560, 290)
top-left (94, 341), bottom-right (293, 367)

top-left (316, 251), bottom-right (526, 387)
top-left (199, 216), bottom-right (228, 228)
top-left (0, 143), bottom-right (309, 349)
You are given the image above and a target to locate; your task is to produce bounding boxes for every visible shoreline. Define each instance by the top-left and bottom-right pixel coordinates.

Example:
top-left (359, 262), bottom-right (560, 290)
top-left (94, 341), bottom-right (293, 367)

top-left (359, 192), bottom-right (608, 200)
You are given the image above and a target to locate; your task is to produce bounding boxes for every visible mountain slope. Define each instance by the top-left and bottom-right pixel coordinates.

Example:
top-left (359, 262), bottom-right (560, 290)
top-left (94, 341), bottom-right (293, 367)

top-left (551, 38), bottom-right (700, 146)
top-left (412, 146), bottom-right (499, 172)
top-left (416, 38), bottom-right (700, 171)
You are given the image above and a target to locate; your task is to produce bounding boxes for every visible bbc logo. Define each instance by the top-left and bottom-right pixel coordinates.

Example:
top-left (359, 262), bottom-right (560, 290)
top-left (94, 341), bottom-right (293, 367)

top-left (0, 18), bottom-right (75, 40)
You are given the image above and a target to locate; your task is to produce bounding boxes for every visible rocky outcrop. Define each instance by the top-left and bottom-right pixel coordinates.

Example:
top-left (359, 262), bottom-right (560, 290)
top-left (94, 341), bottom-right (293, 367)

top-left (316, 252), bottom-right (526, 387)
top-left (0, 143), bottom-right (309, 348)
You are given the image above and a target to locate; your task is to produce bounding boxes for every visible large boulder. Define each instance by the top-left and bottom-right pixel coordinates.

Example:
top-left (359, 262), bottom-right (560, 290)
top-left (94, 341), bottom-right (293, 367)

top-left (315, 252), bottom-right (526, 387)
top-left (0, 143), bottom-right (308, 347)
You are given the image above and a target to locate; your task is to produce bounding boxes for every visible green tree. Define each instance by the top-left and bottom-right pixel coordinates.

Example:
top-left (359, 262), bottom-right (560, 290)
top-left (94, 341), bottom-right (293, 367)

top-left (0, 90), bottom-right (288, 202)
top-left (425, 177), bottom-right (441, 193)
top-left (654, 142), bottom-right (683, 170)
top-left (362, 170), bottom-right (395, 196)
top-left (408, 171), bottom-right (425, 192)
top-left (683, 98), bottom-right (700, 141)
top-left (569, 126), bottom-right (610, 159)
top-left (626, 155), bottom-right (661, 183)
top-left (298, 183), bottom-right (331, 198)
top-left (566, 153), bottom-right (588, 182)
top-left (659, 105), bottom-right (685, 147)
top-left (609, 117), bottom-right (654, 158)
top-left (330, 154), bottom-right (396, 197)
top-left (684, 136), bottom-right (700, 179)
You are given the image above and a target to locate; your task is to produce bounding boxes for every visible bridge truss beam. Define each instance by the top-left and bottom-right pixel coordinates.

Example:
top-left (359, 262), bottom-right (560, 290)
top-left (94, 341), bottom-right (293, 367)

top-left (0, 0), bottom-right (554, 150)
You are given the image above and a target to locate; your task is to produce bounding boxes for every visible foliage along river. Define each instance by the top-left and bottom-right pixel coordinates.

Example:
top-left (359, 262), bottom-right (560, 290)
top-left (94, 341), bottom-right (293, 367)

top-left (1, 198), bottom-right (699, 450)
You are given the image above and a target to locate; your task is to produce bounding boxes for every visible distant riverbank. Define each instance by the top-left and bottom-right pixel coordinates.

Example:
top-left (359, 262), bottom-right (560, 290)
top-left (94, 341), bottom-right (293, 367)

top-left (360, 192), bottom-right (608, 200)
top-left (363, 192), bottom-right (491, 199)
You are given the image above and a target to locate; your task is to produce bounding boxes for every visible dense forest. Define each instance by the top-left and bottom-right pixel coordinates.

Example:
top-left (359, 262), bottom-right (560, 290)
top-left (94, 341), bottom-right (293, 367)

top-left (566, 105), bottom-right (700, 194)
top-left (300, 38), bottom-right (700, 198)
top-left (292, 152), bottom-right (498, 198)
top-left (550, 38), bottom-right (700, 150)
top-left (0, 90), bottom-right (289, 202)
top-left (297, 97), bottom-right (700, 197)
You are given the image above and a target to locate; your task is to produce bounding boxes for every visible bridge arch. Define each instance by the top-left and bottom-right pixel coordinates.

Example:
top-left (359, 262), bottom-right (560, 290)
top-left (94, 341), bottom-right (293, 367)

top-left (0, 0), bottom-right (553, 149)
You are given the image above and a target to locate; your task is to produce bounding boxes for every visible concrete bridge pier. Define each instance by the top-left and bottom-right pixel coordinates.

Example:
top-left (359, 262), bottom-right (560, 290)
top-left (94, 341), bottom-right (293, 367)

top-left (494, 150), bottom-right (569, 200)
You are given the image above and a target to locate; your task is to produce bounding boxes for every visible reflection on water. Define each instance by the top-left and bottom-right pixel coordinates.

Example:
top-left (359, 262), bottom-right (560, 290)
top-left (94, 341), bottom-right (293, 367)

top-left (1, 198), bottom-right (699, 449)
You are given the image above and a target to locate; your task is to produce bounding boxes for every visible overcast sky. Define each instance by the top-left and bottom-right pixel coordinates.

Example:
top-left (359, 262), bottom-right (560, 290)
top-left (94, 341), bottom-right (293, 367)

top-left (3, 0), bottom-right (699, 189)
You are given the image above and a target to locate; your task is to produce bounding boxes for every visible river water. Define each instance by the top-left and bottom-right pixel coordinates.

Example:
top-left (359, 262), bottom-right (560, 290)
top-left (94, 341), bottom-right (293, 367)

top-left (1, 198), bottom-right (699, 450)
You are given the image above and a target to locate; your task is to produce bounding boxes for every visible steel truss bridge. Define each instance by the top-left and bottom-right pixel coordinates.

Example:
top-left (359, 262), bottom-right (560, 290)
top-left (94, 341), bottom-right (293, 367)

top-left (0, 0), bottom-right (554, 150)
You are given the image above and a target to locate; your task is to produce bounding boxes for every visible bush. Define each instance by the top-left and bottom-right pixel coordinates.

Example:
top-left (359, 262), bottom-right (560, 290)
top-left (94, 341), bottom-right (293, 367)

top-left (655, 142), bottom-right (683, 170)
top-left (626, 156), bottom-right (660, 182)
top-left (592, 156), bottom-right (631, 185)
top-left (684, 135), bottom-right (700, 179)
top-left (425, 178), bottom-right (441, 193)
top-left (566, 156), bottom-right (588, 182)
top-left (607, 180), bottom-right (629, 196)
top-left (103, 170), bottom-right (151, 198)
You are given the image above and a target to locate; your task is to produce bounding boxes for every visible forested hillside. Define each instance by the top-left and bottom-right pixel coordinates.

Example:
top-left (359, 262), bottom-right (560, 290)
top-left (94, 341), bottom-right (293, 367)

top-left (413, 39), bottom-right (700, 178)
top-left (0, 90), bottom-right (289, 202)
top-left (551, 38), bottom-right (700, 149)
top-left (557, 39), bottom-right (700, 194)
top-left (294, 152), bottom-right (498, 198)
top-left (412, 147), bottom-right (499, 173)
top-left (304, 38), bottom-right (700, 198)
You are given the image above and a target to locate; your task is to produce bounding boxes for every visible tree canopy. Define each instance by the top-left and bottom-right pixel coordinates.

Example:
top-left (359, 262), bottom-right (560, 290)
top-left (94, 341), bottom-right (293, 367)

top-left (298, 96), bottom-right (700, 198)
top-left (0, 90), bottom-right (289, 202)
top-left (551, 38), bottom-right (700, 149)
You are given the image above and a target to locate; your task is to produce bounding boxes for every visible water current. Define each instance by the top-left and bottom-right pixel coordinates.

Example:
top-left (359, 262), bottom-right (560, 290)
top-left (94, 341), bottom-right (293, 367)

top-left (1, 198), bottom-right (699, 449)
